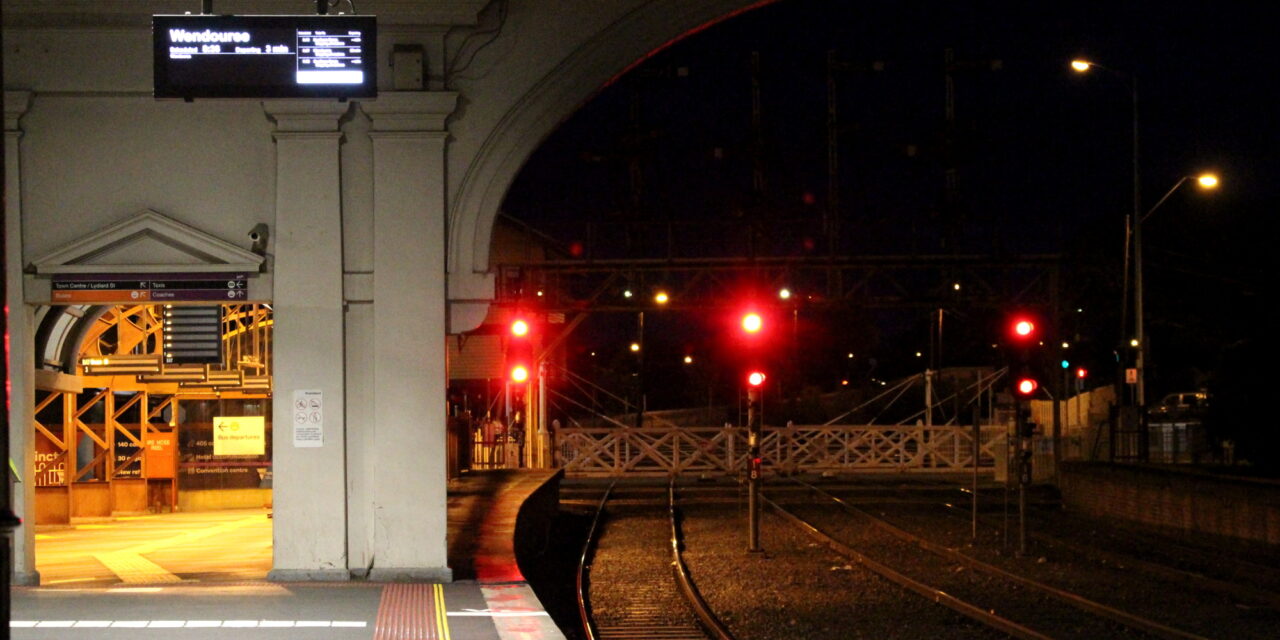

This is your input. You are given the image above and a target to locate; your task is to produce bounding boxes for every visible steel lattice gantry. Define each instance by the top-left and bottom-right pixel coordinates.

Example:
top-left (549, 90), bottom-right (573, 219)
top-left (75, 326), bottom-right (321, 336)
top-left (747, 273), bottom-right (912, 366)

top-left (495, 253), bottom-right (1061, 312)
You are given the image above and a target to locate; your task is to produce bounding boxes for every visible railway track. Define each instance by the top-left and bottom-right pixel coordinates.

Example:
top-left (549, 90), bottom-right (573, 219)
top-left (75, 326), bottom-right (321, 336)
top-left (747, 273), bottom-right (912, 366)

top-left (932, 486), bottom-right (1280, 611)
top-left (771, 479), bottom-right (1214, 640)
top-left (576, 480), bottom-right (734, 640)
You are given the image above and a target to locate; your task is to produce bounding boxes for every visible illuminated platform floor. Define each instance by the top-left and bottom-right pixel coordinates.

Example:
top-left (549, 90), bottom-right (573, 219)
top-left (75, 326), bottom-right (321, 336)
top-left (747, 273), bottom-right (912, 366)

top-left (14, 473), bottom-right (566, 638)
top-left (34, 508), bottom-right (273, 587)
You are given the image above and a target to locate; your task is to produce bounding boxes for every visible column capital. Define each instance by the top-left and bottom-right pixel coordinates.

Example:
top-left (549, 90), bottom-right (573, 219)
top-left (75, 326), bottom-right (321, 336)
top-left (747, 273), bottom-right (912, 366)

top-left (5, 91), bottom-right (33, 132)
top-left (263, 100), bottom-right (352, 133)
top-left (360, 92), bottom-right (458, 132)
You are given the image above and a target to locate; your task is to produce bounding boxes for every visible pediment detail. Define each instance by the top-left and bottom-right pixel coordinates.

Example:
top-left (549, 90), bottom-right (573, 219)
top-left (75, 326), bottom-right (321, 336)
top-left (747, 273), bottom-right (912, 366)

top-left (32, 209), bottom-right (264, 275)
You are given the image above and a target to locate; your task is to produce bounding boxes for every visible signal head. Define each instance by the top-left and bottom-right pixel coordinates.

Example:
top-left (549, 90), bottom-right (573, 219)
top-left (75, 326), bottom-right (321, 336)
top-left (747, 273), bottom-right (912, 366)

top-left (1012, 318), bottom-right (1036, 340)
top-left (1076, 367), bottom-right (1088, 379)
top-left (511, 319), bottom-right (530, 337)
top-left (1016, 377), bottom-right (1038, 396)
top-left (747, 371), bottom-right (767, 387)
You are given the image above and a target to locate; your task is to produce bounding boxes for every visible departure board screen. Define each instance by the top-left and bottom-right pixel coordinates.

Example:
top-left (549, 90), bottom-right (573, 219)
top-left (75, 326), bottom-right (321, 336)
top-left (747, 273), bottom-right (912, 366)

top-left (153, 15), bottom-right (376, 99)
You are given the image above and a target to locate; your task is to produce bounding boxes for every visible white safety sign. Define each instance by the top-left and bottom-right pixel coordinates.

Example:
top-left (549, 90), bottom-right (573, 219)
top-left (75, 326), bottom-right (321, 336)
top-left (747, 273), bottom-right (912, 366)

top-left (293, 389), bottom-right (324, 447)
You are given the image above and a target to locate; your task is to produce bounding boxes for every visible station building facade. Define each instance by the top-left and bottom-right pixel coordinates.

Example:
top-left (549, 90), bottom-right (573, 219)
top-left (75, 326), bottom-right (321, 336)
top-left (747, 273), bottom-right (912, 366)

top-left (4, 0), bottom-right (766, 584)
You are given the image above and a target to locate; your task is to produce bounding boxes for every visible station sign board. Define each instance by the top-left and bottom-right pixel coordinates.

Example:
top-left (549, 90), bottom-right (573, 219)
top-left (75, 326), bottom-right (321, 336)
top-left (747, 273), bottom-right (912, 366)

top-left (153, 14), bottom-right (377, 99)
top-left (145, 432), bottom-right (178, 479)
top-left (51, 272), bottom-right (249, 304)
top-left (111, 430), bottom-right (178, 479)
top-left (164, 305), bottom-right (224, 364)
top-left (213, 416), bottom-right (266, 457)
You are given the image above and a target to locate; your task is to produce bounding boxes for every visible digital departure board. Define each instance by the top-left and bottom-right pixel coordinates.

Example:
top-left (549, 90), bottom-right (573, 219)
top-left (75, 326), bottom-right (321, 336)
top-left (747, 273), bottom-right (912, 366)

top-left (163, 306), bottom-right (224, 364)
top-left (153, 15), bottom-right (376, 99)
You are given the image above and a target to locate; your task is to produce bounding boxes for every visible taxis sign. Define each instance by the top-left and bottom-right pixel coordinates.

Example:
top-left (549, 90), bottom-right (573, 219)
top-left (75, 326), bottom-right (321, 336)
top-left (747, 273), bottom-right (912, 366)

top-left (213, 416), bottom-right (266, 456)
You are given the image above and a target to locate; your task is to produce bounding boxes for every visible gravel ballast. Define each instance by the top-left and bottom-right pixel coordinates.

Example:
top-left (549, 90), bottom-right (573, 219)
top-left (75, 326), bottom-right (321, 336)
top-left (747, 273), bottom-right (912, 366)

top-left (677, 500), bottom-right (1004, 640)
top-left (528, 479), bottom-right (1280, 640)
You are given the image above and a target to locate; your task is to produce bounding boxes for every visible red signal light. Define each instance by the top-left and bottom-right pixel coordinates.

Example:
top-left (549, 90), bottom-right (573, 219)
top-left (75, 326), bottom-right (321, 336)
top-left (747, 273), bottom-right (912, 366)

top-left (1011, 318), bottom-right (1036, 340)
top-left (741, 312), bottom-right (763, 334)
top-left (1076, 368), bottom-right (1087, 379)
top-left (511, 319), bottom-right (530, 337)
top-left (510, 365), bottom-right (530, 383)
top-left (747, 371), bottom-right (766, 387)
top-left (1016, 377), bottom-right (1038, 396)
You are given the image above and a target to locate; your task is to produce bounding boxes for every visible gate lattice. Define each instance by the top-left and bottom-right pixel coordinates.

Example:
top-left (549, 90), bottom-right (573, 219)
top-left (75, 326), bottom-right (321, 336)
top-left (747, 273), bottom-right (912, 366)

top-left (555, 424), bottom-right (1009, 477)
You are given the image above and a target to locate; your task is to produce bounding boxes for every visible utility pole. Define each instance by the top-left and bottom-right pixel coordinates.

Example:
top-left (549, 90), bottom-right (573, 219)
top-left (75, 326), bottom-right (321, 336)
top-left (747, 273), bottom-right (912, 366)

top-left (826, 50), bottom-right (839, 258)
top-left (750, 51), bottom-right (765, 199)
top-left (635, 311), bottom-right (644, 429)
top-left (825, 52), bottom-right (885, 264)
top-left (941, 48), bottom-right (1002, 251)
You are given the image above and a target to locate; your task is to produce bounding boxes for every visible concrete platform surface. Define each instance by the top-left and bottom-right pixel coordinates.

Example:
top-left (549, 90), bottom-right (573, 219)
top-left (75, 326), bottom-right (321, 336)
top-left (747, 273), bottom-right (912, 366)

top-left (13, 469), bottom-right (567, 638)
top-left (447, 469), bottom-right (561, 583)
top-left (11, 581), bottom-right (561, 639)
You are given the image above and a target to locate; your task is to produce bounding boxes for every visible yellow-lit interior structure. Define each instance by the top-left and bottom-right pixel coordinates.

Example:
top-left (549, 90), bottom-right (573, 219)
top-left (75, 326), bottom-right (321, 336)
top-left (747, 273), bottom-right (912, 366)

top-left (32, 304), bottom-right (273, 524)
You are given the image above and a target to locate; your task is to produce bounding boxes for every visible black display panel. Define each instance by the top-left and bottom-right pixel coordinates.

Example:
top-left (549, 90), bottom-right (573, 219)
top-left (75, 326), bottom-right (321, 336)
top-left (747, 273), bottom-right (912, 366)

top-left (153, 15), bottom-right (376, 99)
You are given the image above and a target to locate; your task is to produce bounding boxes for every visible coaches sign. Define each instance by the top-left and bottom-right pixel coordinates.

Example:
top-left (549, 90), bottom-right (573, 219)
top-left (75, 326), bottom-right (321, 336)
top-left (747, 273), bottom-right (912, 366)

top-left (153, 15), bottom-right (377, 99)
top-left (213, 416), bottom-right (266, 456)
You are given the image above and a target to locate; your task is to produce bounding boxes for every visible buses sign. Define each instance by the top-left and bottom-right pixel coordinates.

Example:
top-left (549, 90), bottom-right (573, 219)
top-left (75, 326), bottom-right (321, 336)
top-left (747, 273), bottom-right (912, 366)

top-left (213, 416), bottom-right (266, 456)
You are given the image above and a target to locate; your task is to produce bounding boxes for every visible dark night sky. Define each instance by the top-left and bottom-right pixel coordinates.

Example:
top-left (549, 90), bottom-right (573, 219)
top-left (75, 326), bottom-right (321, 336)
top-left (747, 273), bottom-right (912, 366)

top-left (501, 0), bottom-right (1275, 414)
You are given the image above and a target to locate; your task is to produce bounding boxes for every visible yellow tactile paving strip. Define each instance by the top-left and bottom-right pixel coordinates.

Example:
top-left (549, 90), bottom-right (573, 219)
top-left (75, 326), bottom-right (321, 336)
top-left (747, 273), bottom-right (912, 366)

top-left (92, 551), bottom-right (183, 584)
top-left (89, 516), bottom-right (264, 583)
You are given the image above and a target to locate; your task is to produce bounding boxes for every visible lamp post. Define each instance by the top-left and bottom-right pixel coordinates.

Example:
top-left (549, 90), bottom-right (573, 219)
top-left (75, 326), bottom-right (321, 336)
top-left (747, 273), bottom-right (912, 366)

top-left (1071, 59), bottom-right (1142, 403)
top-left (1134, 173), bottom-right (1219, 404)
top-left (1073, 60), bottom-right (1222, 415)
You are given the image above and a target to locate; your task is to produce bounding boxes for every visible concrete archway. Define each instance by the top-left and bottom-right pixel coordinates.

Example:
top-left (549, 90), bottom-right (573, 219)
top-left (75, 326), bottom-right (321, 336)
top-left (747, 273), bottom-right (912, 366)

top-left (446, 0), bottom-right (778, 329)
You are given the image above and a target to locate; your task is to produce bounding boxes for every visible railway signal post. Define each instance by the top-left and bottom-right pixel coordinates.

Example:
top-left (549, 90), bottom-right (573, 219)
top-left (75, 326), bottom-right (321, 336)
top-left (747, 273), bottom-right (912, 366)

top-left (746, 370), bottom-right (766, 552)
top-left (1008, 315), bottom-right (1042, 556)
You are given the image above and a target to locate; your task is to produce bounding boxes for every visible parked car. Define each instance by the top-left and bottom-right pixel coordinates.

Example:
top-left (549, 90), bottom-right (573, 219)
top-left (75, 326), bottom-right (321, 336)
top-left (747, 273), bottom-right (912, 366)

top-left (1149, 391), bottom-right (1210, 421)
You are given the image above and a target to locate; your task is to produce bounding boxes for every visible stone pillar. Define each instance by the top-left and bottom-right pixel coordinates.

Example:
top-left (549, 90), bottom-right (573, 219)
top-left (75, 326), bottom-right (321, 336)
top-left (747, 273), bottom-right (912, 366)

top-left (361, 92), bottom-right (457, 581)
top-left (263, 101), bottom-right (351, 581)
top-left (5, 90), bottom-right (38, 585)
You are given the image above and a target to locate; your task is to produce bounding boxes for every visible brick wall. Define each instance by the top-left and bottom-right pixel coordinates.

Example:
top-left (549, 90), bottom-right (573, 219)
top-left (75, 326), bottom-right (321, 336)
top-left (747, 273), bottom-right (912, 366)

top-left (1059, 462), bottom-right (1280, 545)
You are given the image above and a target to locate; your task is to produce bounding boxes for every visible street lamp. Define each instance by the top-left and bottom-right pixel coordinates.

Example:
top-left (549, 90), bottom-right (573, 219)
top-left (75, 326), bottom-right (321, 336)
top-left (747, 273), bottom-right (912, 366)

top-left (1071, 58), bottom-right (1141, 402)
top-left (1133, 173), bottom-right (1219, 404)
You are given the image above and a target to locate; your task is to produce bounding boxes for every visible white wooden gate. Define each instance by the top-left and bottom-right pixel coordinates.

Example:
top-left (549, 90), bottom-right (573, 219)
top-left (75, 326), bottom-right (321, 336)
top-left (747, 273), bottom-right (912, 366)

top-left (555, 424), bottom-right (1009, 477)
